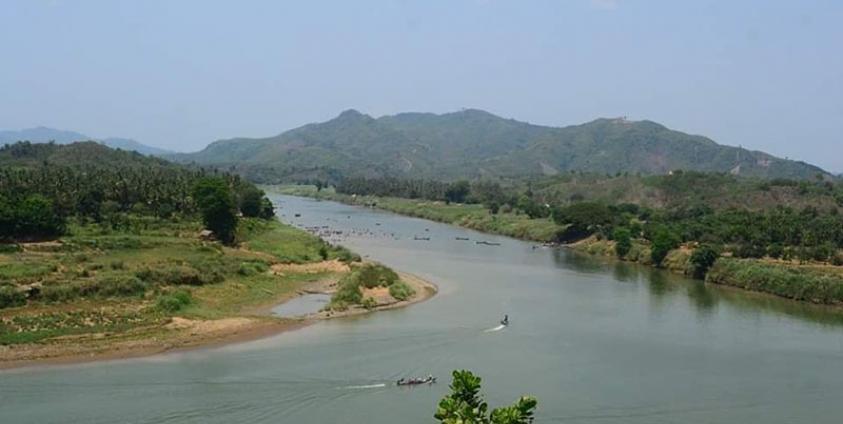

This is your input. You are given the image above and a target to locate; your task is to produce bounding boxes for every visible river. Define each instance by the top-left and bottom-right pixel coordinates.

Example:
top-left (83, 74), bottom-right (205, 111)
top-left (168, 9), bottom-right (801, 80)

top-left (2, 194), bottom-right (843, 423)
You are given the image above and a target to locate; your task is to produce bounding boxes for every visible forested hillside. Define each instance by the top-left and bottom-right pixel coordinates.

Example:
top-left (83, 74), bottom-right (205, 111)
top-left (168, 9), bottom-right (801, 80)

top-left (0, 127), bottom-right (171, 156)
top-left (174, 109), bottom-right (830, 182)
top-left (0, 141), bottom-right (271, 242)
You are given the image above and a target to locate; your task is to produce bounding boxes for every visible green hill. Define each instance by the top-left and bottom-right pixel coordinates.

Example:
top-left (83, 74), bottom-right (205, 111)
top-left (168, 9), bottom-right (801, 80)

top-left (0, 141), bottom-right (174, 170)
top-left (0, 127), bottom-right (172, 156)
top-left (173, 109), bottom-right (830, 182)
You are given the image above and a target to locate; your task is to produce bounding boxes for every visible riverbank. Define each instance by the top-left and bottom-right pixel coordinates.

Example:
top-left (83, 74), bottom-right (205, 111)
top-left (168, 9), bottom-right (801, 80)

top-left (274, 185), bottom-right (843, 306)
top-left (0, 216), bottom-right (437, 370)
top-left (569, 235), bottom-right (843, 305)
top-left (0, 269), bottom-right (437, 370)
top-left (271, 185), bottom-right (560, 242)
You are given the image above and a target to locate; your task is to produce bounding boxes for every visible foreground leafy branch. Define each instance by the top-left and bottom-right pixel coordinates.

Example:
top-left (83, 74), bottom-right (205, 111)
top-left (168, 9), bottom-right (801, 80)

top-left (435, 370), bottom-right (537, 424)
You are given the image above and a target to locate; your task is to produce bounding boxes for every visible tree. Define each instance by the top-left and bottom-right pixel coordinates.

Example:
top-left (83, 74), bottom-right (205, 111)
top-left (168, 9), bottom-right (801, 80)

top-left (650, 226), bottom-right (680, 266)
top-left (239, 187), bottom-right (265, 218)
top-left (445, 180), bottom-right (471, 204)
top-left (435, 370), bottom-right (537, 424)
top-left (689, 244), bottom-right (720, 278)
top-left (1, 194), bottom-right (65, 241)
top-left (259, 197), bottom-right (275, 219)
top-left (552, 202), bottom-right (612, 242)
top-left (613, 228), bottom-right (632, 258)
top-left (193, 177), bottom-right (238, 245)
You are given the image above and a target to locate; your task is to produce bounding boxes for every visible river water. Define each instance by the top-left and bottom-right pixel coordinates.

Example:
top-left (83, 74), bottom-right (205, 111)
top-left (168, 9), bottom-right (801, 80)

top-left (2, 195), bottom-right (843, 423)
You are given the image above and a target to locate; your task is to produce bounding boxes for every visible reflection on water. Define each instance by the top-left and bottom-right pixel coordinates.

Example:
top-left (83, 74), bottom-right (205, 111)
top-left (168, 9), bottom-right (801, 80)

top-left (272, 293), bottom-right (331, 317)
top-left (558, 246), bottom-right (843, 329)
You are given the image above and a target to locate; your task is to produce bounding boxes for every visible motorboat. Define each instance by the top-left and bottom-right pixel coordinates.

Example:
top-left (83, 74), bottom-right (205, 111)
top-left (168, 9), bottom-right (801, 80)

top-left (397, 376), bottom-right (437, 386)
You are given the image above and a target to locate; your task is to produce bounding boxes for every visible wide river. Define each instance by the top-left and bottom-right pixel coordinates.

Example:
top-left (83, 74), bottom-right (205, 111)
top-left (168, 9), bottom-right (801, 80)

top-left (3, 195), bottom-right (843, 423)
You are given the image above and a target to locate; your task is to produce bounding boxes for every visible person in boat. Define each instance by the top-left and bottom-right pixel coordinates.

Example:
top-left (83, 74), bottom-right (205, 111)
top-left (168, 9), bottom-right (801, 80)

top-left (501, 315), bottom-right (509, 326)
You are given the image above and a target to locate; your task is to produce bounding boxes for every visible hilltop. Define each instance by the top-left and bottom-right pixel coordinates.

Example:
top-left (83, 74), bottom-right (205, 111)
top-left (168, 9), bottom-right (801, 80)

top-left (0, 127), bottom-right (171, 156)
top-left (0, 141), bottom-right (174, 169)
top-left (173, 109), bottom-right (830, 182)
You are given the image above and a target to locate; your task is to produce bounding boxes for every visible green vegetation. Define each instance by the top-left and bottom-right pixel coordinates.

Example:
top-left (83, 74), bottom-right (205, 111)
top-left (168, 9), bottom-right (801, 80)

top-left (690, 244), bottom-right (720, 278)
top-left (0, 141), bottom-right (282, 246)
top-left (612, 228), bottom-right (632, 258)
top-left (193, 177), bottom-right (238, 244)
top-left (174, 109), bottom-right (830, 183)
top-left (282, 170), bottom-right (843, 305)
top-left (0, 142), bottom-right (378, 352)
top-left (327, 263), bottom-right (414, 310)
top-left (277, 185), bottom-right (560, 243)
top-left (706, 259), bottom-right (843, 304)
top-left (238, 217), bottom-right (358, 263)
top-left (0, 216), bottom-right (347, 345)
top-left (435, 370), bottom-right (537, 424)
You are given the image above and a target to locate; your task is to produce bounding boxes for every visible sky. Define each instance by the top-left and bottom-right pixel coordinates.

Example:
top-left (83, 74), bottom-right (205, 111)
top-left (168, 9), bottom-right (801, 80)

top-left (1, 0), bottom-right (841, 171)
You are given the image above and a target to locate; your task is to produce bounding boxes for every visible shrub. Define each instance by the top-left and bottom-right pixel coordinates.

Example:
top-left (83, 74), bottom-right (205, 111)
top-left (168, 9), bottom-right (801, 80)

top-left (39, 284), bottom-right (79, 302)
top-left (39, 276), bottom-right (147, 302)
top-left (137, 265), bottom-right (223, 286)
top-left (0, 244), bottom-right (21, 254)
top-left (650, 227), bottom-right (680, 266)
top-left (767, 244), bottom-right (784, 259)
top-left (238, 261), bottom-right (268, 276)
top-left (83, 276), bottom-right (147, 298)
top-left (331, 278), bottom-right (362, 306)
top-left (334, 246), bottom-right (361, 263)
top-left (356, 264), bottom-right (399, 289)
top-left (155, 289), bottom-right (193, 313)
top-left (690, 244), bottom-right (720, 278)
top-left (613, 228), bottom-right (632, 258)
top-left (734, 243), bottom-right (766, 259)
top-left (0, 286), bottom-right (26, 309)
top-left (389, 280), bottom-right (415, 301)
top-left (361, 297), bottom-right (377, 310)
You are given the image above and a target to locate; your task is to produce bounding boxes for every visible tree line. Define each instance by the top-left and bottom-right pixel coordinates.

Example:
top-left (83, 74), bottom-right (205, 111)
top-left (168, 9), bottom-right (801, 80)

top-left (329, 175), bottom-right (843, 268)
top-left (0, 158), bottom-right (274, 244)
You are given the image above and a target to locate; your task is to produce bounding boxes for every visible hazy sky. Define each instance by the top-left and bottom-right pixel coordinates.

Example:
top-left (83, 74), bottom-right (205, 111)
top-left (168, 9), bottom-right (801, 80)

top-left (1, 0), bottom-right (841, 171)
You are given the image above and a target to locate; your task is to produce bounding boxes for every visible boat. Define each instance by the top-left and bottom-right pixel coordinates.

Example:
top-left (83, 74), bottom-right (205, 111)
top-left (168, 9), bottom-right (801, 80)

top-left (501, 315), bottom-right (509, 326)
top-left (397, 376), bottom-right (437, 386)
top-left (455, 237), bottom-right (470, 241)
top-left (413, 236), bottom-right (431, 241)
top-left (475, 241), bottom-right (501, 246)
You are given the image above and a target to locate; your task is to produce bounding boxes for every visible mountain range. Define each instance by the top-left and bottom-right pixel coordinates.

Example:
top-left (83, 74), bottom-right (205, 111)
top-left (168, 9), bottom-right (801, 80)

top-left (173, 109), bottom-right (830, 182)
top-left (0, 127), bottom-right (171, 156)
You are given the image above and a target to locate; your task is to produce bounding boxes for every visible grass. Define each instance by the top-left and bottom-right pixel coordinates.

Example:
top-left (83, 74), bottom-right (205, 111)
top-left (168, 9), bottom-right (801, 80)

top-left (0, 215), bottom-right (356, 346)
top-left (707, 258), bottom-right (843, 304)
top-left (239, 218), bottom-right (358, 263)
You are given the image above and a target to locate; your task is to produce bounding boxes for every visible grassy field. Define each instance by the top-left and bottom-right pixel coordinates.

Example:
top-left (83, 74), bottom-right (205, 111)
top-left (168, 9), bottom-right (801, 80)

top-left (272, 185), bottom-right (561, 242)
top-left (0, 216), bottom-right (350, 346)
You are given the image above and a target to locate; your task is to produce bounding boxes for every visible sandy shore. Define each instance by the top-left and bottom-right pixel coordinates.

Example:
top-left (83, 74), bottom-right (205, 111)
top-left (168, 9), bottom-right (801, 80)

top-left (0, 270), bottom-right (437, 371)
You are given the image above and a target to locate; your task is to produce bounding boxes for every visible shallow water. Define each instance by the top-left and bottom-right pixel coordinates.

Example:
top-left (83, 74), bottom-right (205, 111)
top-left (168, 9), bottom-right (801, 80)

top-left (272, 293), bottom-right (331, 318)
top-left (2, 194), bottom-right (843, 423)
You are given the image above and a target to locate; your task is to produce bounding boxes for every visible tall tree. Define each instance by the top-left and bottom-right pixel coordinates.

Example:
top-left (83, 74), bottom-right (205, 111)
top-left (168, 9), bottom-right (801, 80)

top-left (193, 177), bottom-right (238, 245)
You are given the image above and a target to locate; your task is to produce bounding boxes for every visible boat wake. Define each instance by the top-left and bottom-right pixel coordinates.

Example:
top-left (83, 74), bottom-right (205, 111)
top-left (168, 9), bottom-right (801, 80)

top-left (484, 324), bottom-right (506, 333)
top-left (340, 383), bottom-right (387, 390)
